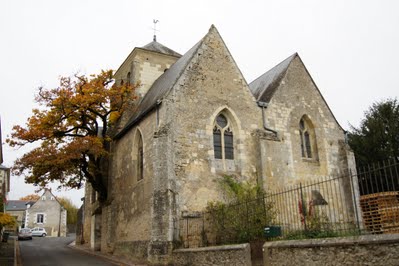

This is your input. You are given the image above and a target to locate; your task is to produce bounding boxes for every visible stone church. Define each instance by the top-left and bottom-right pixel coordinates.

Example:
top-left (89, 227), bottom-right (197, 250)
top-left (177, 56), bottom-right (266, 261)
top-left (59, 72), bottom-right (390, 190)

top-left (81, 25), bottom-right (357, 264)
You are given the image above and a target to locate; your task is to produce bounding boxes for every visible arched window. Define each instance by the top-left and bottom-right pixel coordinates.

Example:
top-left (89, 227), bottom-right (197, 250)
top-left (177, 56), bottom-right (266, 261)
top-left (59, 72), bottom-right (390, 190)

top-left (213, 114), bottom-right (234, 160)
top-left (299, 116), bottom-right (316, 159)
top-left (137, 132), bottom-right (144, 181)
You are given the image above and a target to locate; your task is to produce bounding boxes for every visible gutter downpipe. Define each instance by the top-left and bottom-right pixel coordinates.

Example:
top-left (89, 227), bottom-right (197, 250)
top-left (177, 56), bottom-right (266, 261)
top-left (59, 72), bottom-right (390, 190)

top-left (257, 101), bottom-right (278, 136)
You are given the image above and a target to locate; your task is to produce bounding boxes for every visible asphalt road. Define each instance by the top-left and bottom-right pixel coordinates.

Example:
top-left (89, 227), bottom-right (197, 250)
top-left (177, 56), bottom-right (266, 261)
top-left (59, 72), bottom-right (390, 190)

top-left (19, 235), bottom-right (116, 266)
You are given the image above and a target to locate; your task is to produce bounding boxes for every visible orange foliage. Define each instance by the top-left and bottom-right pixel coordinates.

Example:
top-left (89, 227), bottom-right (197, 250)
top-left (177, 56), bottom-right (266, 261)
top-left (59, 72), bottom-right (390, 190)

top-left (19, 194), bottom-right (40, 201)
top-left (7, 70), bottom-right (136, 199)
top-left (0, 213), bottom-right (16, 227)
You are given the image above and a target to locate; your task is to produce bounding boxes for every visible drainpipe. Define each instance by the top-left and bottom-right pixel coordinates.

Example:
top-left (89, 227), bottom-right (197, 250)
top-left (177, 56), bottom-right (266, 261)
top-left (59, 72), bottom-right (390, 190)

top-left (257, 101), bottom-right (278, 136)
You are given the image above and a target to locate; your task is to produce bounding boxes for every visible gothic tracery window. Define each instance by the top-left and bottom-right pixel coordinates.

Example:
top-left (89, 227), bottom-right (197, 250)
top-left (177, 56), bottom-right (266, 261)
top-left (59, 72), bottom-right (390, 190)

top-left (213, 114), bottom-right (234, 160)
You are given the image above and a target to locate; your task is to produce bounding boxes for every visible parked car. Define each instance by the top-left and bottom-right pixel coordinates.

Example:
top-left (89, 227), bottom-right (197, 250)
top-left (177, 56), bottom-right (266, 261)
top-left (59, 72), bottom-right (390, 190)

top-left (31, 227), bottom-right (47, 237)
top-left (18, 228), bottom-right (32, 240)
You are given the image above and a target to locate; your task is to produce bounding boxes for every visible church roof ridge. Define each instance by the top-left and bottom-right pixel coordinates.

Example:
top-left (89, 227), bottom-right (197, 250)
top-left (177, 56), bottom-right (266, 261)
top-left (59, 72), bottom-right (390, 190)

top-left (249, 53), bottom-right (298, 103)
top-left (141, 40), bottom-right (182, 58)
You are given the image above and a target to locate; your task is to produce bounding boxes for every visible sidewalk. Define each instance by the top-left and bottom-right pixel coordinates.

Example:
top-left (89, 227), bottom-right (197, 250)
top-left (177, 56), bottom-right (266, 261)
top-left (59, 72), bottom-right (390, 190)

top-left (0, 236), bottom-right (16, 266)
top-left (68, 241), bottom-right (147, 266)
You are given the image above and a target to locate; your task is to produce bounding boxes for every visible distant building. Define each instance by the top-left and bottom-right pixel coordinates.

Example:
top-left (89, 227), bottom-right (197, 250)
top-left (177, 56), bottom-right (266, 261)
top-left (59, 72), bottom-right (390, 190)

top-left (5, 200), bottom-right (36, 230)
top-left (25, 189), bottom-right (67, 237)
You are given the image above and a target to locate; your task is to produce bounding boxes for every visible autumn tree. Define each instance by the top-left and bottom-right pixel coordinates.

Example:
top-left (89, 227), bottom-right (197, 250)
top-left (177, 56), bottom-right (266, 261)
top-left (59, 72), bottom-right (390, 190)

top-left (19, 194), bottom-right (40, 201)
top-left (8, 70), bottom-right (135, 203)
top-left (0, 213), bottom-right (16, 228)
top-left (347, 98), bottom-right (399, 165)
top-left (57, 197), bottom-right (79, 225)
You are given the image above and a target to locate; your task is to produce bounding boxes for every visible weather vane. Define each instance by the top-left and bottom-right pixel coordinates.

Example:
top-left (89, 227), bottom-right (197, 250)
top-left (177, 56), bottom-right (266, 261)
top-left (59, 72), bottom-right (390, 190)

top-left (152, 19), bottom-right (159, 42)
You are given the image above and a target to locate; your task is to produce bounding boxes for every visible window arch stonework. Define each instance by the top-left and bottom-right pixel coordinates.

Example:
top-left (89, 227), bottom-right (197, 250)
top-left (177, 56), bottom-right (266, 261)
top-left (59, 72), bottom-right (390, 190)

top-left (213, 113), bottom-right (234, 160)
top-left (133, 129), bottom-right (144, 182)
top-left (299, 116), bottom-right (318, 160)
top-left (137, 132), bottom-right (144, 181)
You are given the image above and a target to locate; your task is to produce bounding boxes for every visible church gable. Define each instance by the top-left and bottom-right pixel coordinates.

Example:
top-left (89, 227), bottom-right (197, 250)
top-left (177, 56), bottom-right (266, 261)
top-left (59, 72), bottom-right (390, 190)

top-left (262, 55), bottom-right (348, 181)
top-left (169, 25), bottom-right (257, 114)
top-left (161, 26), bottom-right (262, 210)
top-left (250, 54), bottom-right (342, 133)
top-left (268, 55), bottom-right (342, 132)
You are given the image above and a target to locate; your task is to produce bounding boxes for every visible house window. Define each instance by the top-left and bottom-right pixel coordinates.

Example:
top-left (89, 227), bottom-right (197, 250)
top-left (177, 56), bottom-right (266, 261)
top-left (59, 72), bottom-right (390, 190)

top-left (137, 132), bottom-right (144, 181)
top-left (42, 196), bottom-right (46, 200)
top-left (37, 214), bottom-right (44, 224)
top-left (213, 114), bottom-right (234, 160)
top-left (299, 116), bottom-right (317, 159)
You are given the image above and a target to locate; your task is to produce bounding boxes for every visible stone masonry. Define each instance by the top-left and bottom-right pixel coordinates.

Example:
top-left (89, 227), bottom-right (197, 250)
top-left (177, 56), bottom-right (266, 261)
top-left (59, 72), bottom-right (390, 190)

top-left (80, 25), bottom-right (358, 265)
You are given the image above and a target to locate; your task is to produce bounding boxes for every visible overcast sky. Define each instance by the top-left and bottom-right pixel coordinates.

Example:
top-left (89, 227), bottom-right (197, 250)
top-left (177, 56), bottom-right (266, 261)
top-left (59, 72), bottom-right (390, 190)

top-left (1, 0), bottom-right (398, 206)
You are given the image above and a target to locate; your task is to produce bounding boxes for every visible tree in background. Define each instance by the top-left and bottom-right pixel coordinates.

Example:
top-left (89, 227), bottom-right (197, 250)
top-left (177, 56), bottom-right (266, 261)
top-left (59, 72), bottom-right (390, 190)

top-left (0, 213), bottom-right (16, 228)
top-left (19, 194), bottom-right (40, 201)
top-left (347, 98), bottom-right (399, 166)
top-left (57, 197), bottom-right (78, 225)
top-left (7, 70), bottom-right (135, 203)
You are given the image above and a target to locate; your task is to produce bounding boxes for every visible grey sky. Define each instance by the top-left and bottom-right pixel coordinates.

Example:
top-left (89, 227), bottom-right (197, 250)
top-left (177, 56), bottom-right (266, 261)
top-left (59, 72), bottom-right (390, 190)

top-left (1, 0), bottom-right (398, 206)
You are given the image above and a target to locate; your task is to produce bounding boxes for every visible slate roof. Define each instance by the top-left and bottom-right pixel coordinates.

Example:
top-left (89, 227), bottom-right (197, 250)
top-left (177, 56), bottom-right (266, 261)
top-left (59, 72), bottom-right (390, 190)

top-left (115, 39), bottom-right (203, 139)
top-left (6, 200), bottom-right (36, 211)
top-left (141, 41), bottom-right (182, 58)
top-left (249, 53), bottom-right (297, 103)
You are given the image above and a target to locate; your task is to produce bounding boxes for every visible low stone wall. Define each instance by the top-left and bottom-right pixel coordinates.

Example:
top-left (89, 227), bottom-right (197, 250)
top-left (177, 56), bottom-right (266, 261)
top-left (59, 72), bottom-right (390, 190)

top-left (263, 234), bottom-right (399, 266)
top-left (113, 240), bottom-right (149, 263)
top-left (173, 243), bottom-right (251, 266)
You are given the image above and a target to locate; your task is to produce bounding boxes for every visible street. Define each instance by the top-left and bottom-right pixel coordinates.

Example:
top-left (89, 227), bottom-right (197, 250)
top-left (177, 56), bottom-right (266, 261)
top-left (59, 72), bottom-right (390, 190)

top-left (19, 235), bottom-right (116, 266)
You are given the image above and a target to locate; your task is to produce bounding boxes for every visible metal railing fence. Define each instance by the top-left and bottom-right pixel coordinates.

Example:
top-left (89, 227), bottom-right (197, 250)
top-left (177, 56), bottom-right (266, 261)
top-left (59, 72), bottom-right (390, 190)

top-left (179, 159), bottom-right (399, 248)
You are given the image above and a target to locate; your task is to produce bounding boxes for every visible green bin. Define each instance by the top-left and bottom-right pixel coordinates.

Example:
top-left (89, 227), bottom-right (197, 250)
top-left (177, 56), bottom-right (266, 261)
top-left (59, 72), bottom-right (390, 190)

top-left (264, 226), bottom-right (281, 238)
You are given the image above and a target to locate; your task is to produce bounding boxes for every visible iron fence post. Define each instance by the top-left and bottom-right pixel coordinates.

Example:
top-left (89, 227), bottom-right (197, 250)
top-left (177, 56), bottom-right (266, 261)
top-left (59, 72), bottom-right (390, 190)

top-left (349, 169), bottom-right (361, 234)
top-left (299, 182), bottom-right (307, 232)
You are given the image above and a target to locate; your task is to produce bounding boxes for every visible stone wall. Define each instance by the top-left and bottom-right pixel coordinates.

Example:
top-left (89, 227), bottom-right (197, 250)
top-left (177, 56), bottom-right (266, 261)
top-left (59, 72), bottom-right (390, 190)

top-left (263, 56), bottom-right (354, 190)
top-left (81, 184), bottom-right (93, 246)
top-left (105, 110), bottom-right (157, 256)
top-left (263, 234), bottom-right (399, 266)
top-left (173, 243), bottom-right (251, 266)
top-left (165, 25), bottom-right (262, 214)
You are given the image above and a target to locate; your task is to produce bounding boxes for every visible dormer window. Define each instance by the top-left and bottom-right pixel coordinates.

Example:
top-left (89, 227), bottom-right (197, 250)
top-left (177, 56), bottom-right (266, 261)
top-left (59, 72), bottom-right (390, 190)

top-left (42, 196), bottom-right (46, 201)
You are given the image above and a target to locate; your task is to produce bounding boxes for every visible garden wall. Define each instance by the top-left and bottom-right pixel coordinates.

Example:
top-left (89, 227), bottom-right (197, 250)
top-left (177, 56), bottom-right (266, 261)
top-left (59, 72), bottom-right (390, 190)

top-left (173, 243), bottom-right (251, 266)
top-left (263, 234), bottom-right (399, 266)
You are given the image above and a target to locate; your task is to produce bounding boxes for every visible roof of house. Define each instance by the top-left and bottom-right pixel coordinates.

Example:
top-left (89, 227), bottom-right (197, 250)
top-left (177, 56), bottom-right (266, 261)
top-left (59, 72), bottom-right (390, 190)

top-left (5, 200), bottom-right (36, 211)
top-left (249, 53), bottom-right (297, 103)
top-left (141, 41), bottom-right (182, 58)
top-left (115, 37), bottom-right (204, 139)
